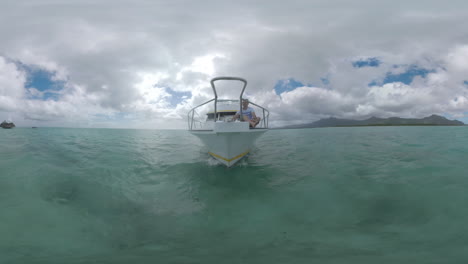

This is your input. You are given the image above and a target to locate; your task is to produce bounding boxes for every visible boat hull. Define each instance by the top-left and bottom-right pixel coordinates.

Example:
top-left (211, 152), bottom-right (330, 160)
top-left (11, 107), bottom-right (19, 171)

top-left (191, 126), bottom-right (267, 167)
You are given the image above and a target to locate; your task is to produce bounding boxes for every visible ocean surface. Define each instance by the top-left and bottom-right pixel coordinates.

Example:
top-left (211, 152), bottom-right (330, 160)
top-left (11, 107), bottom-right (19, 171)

top-left (1, 126), bottom-right (468, 263)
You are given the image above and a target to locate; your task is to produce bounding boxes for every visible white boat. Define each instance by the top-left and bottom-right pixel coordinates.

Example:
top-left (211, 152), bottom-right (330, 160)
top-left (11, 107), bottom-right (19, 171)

top-left (188, 77), bottom-right (269, 167)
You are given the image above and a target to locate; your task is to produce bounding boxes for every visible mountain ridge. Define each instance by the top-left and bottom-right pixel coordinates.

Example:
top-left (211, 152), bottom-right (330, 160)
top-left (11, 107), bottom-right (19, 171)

top-left (279, 114), bottom-right (465, 129)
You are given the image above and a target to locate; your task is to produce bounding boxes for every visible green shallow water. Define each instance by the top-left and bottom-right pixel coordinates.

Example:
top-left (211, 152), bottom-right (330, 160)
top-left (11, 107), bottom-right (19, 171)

top-left (1, 126), bottom-right (468, 263)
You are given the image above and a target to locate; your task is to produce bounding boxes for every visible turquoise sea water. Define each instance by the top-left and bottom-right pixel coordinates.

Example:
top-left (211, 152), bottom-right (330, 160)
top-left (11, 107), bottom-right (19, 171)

top-left (1, 126), bottom-right (468, 263)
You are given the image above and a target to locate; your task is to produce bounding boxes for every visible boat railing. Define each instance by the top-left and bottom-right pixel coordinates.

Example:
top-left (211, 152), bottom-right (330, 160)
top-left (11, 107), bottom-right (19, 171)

top-left (188, 77), bottom-right (269, 130)
top-left (188, 110), bottom-right (205, 130)
top-left (188, 98), bottom-right (215, 130)
top-left (210, 77), bottom-right (247, 120)
top-left (249, 101), bottom-right (270, 129)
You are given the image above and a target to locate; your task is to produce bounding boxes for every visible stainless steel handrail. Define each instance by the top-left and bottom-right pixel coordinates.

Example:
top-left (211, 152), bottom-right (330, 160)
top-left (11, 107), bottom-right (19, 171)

top-left (188, 98), bottom-right (215, 130)
top-left (210, 77), bottom-right (247, 121)
top-left (188, 77), bottom-right (269, 130)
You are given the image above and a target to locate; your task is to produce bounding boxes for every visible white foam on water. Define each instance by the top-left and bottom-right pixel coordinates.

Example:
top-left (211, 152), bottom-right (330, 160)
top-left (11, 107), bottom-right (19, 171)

top-left (206, 156), bottom-right (222, 166)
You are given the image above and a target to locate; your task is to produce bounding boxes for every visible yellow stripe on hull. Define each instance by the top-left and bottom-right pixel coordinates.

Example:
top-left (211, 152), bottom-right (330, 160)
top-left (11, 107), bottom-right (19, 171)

top-left (208, 150), bottom-right (250, 163)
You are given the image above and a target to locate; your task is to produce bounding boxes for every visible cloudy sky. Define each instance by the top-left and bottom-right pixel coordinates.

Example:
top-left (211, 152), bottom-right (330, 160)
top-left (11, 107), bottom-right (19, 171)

top-left (1, 0), bottom-right (468, 128)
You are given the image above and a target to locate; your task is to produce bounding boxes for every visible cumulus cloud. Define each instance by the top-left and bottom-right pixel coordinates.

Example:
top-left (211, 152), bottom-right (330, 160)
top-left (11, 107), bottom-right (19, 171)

top-left (0, 57), bottom-right (26, 104)
top-left (1, 0), bottom-right (468, 127)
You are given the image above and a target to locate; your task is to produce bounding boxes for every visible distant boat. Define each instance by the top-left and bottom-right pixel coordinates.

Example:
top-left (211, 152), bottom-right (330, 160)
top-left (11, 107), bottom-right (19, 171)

top-left (188, 77), bottom-right (269, 167)
top-left (0, 121), bottom-right (15, 129)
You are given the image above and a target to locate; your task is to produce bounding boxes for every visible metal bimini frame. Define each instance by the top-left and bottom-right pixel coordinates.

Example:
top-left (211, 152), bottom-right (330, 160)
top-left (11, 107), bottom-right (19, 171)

top-left (188, 77), bottom-right (270, 130)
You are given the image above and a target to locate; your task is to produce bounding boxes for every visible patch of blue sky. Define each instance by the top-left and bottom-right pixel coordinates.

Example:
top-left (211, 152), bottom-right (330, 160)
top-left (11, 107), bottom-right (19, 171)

top-left (352, 57), bottom-right (381, 68)
top-left (166, 88), bottom-right (191, 107)
top-left (443, 112), bottom-right (468, 124)
top-left (321, 77), bottom-right (330, 86)
top-left (369, 65), bottom-right (434, 86)
top-left (464, 80), bottom-right (468, 86)
top-left (41, 91), bottom-right (60, 101)
top-left (18, 64), bottom-right (66, 101)
top-left (274, 78), bottom-right (305, 95)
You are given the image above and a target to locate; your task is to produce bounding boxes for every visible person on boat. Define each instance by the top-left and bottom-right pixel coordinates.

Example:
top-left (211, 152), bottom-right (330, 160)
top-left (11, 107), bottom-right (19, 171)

top-left (231, 99), bottom-right (261, 128)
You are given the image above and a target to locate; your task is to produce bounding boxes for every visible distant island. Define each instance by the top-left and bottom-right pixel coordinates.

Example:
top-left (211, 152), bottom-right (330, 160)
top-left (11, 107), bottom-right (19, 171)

top-left (1, 120), bottom-right (15, 129)
top-left (280, 115), bottom-right (465, 129)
